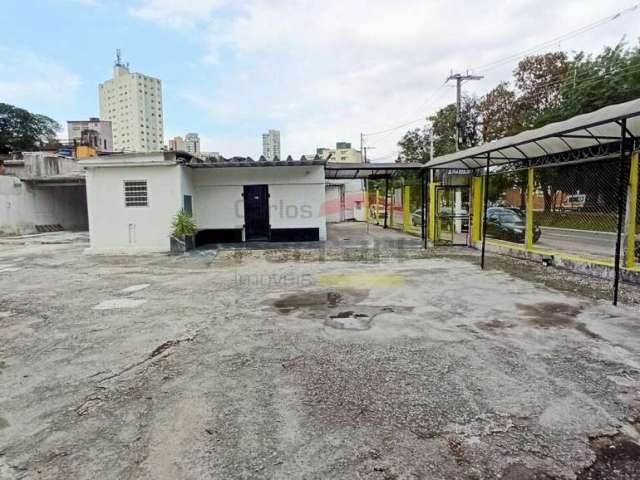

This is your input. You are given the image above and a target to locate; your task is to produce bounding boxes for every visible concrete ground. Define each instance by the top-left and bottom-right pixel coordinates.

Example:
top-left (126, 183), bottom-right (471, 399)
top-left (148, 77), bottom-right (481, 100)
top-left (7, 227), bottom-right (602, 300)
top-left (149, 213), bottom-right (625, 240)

top-left (1, 227), bottom-right (640, 479)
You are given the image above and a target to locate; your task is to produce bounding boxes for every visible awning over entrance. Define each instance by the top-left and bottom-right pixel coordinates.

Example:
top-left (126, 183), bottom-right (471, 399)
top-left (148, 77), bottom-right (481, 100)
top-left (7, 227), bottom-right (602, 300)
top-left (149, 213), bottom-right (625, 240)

top-left (426, 98), bottom-right (640, 170)
top-left (325, 162), bottom-right (424, 180)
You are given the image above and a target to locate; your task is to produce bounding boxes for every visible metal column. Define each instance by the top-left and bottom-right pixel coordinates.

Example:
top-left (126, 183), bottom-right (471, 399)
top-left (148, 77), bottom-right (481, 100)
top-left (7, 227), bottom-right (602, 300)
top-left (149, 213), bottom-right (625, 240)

top-left (421, 172), bottom-right (427, 247)
top-left (480, 154), bottom-right (490, 270)
top-left (613, 120), bottom-right (629, 306)
top-left (383, 176), bottom-right (389, 229)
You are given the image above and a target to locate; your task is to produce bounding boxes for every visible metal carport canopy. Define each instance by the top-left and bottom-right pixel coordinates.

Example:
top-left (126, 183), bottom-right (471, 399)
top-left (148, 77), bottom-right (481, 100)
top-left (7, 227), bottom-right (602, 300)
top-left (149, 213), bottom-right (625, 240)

top-left (325, 162), bottom-right (424, 179)
top-left (425, 97), bottom-right (640, 170)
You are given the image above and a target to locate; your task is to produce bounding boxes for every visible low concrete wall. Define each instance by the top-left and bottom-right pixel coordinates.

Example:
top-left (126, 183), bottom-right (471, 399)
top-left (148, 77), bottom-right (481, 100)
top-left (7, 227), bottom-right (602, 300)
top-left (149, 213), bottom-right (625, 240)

top-left (0, 176), bottom-right (88, 235)
top-left (4, 152), bottom-right (83, 179)
top-left (475, 240), bottom-right (640, 285)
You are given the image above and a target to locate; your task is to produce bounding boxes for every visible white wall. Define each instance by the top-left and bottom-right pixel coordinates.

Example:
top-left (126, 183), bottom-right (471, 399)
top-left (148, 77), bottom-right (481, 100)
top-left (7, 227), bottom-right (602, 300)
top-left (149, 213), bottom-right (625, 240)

top-left (192, 166), bottom-right (326, 240)
top-left (0, 176), bottom-right (88, 235)
top-left (85, 165), bottom-right (181, 253)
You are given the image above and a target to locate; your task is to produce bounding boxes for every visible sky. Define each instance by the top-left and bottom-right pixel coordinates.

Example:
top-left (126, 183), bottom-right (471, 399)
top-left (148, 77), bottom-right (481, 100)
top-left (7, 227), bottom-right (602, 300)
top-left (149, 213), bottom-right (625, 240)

top-left (1, 0), bottom-right (639, 160)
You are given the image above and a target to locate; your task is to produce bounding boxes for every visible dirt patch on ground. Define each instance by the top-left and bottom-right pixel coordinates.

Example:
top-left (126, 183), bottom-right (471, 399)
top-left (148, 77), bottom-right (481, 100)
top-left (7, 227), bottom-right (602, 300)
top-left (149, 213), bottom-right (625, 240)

top-left (501, 463), bottom-right (556, 479)
top-left (517, 302), bottom-right (583, 327)
top-left (577, 433), bottom-right (640, 479)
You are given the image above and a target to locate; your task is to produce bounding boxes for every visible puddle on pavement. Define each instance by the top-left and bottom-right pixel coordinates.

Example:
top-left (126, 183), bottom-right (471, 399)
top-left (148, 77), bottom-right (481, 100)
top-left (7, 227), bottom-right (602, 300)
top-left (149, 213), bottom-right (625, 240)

top-left (517, 302), bottom-right (583, 327)
top-left (272, 290), bottom-right (368, 315)
top-left (271, 290), bottom-right (413, 331)
top-left (0, 417), bottom-right (8, 430)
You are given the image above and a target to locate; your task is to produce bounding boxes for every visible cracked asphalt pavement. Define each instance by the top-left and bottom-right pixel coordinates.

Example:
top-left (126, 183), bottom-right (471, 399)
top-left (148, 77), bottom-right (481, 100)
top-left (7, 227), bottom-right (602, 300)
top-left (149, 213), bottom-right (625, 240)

top-left (1, 238), bottom-right (640, 479)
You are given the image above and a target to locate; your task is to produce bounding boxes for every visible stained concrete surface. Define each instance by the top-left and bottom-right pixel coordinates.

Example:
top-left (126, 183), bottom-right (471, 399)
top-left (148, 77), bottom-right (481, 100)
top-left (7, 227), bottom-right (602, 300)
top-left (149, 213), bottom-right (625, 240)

top-left (1, 235), bottom-right (640, 479)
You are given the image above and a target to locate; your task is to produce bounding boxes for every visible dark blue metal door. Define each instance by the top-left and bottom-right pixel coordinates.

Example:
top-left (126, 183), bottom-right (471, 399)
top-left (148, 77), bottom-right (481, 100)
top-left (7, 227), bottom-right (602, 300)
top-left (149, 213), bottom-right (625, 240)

top-left (243, 185), bottom-right (270, 241)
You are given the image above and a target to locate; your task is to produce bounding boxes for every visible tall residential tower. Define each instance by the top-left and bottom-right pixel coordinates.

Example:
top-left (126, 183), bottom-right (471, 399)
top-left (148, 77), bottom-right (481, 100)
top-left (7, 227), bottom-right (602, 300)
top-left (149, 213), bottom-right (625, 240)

top-left (99, 50), bottom-right (164, 152)
top-left (262, 129), bottom-right (281, 160)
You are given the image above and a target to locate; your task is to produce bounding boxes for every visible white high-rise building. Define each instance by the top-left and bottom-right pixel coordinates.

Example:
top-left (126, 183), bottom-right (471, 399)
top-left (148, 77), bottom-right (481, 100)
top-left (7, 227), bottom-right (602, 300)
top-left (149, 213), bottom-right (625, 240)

top-left (99, 50), bottom-right (164, 153)
top-left (185, 133), bottom-right (201, 156)
top-left (262, 129), bottom-right (281, 160)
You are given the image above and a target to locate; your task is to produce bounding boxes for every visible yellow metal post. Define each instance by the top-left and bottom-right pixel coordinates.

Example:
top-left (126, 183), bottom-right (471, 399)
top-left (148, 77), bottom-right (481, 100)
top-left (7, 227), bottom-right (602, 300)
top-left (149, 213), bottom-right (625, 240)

top-left (526, 168), bottom-right (534, 251)
top-left (364, 181), bottom-right (370, 223)
top-left (626, 152), bottom-right (639, 269)
top-left (428, 183), bottom-right (438, 241)
top-left (471, 177), bottom-right (483, 243)
top-left (403, 186), bottom-right (411, 233)
top-left (388, 187), bottom-right (396, 228)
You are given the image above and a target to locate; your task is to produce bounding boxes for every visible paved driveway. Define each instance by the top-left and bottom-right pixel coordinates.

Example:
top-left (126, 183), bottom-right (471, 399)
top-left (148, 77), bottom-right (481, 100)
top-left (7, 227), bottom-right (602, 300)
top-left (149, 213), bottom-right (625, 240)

top-left (1, 240), bottom-right (639, 479)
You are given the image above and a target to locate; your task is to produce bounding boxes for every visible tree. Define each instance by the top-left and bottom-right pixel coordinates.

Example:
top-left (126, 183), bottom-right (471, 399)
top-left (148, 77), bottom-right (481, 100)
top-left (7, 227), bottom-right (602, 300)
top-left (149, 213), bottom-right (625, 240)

top-left (513, 52), bottom-right (569, 128)
top-left (478, 82), bottom-right (520, 141)
top-left (428, 96), bottom-right (481, 157)
top-left (0, 103), bottom-right (60, 154)
top-left (397, 127), bottom-right (431, 163)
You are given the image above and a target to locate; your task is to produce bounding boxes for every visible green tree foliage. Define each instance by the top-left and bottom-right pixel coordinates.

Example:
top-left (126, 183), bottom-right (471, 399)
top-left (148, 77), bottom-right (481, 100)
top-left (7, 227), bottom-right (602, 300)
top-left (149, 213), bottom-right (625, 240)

top-left (398, 41), bottom-right (640, 212)
top-left (477, 82), bottom-right (520, 141)
top-left (0, 103), bottom-right (60, 154)
top-left (398, 127), bottom-right (431, 163)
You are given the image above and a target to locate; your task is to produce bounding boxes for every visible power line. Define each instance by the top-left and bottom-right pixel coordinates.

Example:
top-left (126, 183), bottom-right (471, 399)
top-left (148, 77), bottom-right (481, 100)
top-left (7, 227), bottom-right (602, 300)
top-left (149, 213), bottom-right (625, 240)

top-left (361, 3), bottom-right (640, 145)
top-left (362, 80), bottom-right (449, 137)
top-left (470, 3), bottom-right (640, 74)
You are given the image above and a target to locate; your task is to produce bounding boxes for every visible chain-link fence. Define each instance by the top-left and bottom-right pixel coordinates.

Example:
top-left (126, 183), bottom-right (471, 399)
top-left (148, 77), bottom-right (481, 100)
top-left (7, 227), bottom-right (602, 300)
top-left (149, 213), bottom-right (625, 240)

top-left (364, 177), bottom-right (424, 237)
top-left (486, 170), bottom-right (529, 248)
top-left (471, 152), bottom-right (640, 272)
top-left (532, 160), bottom-right (620, 263)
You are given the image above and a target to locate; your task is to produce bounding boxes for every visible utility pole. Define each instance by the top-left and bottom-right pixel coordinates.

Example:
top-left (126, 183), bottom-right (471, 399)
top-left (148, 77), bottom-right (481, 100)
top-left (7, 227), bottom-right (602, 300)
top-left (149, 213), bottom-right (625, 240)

top-left (360, 133), bottom-right (365, 163)
top-left (429, 123), bottom-right (435, 162)
top-left (447, 72), bottom-right (483, 151)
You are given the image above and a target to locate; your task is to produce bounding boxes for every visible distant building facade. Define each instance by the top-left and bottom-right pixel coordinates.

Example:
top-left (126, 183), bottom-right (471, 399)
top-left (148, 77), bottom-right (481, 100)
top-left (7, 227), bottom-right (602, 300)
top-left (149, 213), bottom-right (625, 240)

top-left (67, 118), bottom-right (113, 152)
top-left (99, 50), bottom-right (164, 153)
top-left (168, 136), bottom-right (185, 152)
top-left (185, 133), bottom-right (201, 155)
top-left (317, 142), bottom-right (362, 163)
top-left (262, 129), bottom-right (281, 160)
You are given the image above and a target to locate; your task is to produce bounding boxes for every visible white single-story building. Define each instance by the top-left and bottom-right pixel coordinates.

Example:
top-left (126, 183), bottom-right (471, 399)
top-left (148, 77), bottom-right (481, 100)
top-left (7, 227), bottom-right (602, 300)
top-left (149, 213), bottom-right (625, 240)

top-left (80, 152), bottom-right (327, 254)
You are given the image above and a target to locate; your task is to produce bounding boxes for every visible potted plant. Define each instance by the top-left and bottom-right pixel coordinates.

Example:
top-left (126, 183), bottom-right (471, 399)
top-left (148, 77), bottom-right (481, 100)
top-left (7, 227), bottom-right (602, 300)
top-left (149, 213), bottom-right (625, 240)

top-left (170, 209), bottom-right (197, 254)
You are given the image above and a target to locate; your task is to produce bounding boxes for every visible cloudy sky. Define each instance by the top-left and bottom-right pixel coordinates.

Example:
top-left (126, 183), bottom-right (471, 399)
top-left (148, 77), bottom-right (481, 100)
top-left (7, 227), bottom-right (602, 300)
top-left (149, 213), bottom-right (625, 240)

top-left (1, 0), bottom-right (639, 159)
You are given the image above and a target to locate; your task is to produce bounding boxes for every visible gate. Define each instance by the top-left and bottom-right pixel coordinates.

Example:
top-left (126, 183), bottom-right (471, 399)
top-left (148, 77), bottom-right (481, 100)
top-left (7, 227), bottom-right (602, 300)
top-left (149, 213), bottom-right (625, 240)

top-left (434, 186), bottom-right (470, 246)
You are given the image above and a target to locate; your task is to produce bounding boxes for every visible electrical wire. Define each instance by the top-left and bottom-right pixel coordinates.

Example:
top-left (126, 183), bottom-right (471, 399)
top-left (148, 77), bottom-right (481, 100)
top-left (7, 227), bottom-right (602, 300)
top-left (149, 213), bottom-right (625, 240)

top-left (360, 3), bottom-right (640, 145)
top-left (362, 80), bottom-right (449, 137)
top-left (470, 3), bottom-right (640, 74)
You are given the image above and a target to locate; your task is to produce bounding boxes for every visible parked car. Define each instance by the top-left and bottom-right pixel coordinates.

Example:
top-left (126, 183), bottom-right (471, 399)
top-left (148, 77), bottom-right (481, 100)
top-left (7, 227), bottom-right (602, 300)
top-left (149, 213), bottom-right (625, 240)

top-left (411, 207), bottom-right (469, 232)
top-left (486, 207), bottom-right (541, 243)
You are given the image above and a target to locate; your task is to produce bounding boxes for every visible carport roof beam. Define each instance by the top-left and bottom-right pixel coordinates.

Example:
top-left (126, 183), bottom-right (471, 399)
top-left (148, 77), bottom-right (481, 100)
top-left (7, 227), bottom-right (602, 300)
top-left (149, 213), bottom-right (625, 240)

top-left (324, 162), bottom-right (424, 180)
top-left (425, 98), bottom-right (640, 170)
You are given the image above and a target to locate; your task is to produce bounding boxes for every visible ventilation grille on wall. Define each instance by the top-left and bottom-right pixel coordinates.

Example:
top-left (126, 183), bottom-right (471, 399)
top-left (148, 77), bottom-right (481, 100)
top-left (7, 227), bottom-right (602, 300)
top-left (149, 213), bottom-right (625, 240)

top-left (124, 180), bottom-right (148, 207)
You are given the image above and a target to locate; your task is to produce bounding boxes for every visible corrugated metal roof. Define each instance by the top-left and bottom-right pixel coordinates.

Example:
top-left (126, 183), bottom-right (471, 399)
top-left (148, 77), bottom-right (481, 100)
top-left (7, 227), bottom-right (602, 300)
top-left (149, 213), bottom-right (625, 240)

top-left (186, 154), bottom-right (326, 168)
top-left (427, 97), bottom-right (640, 170)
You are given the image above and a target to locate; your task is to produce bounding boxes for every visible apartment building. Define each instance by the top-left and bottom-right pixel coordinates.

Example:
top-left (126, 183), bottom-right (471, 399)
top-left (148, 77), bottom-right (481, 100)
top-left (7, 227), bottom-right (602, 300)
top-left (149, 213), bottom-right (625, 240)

top-left (98, 51), bottom-right (164, 152)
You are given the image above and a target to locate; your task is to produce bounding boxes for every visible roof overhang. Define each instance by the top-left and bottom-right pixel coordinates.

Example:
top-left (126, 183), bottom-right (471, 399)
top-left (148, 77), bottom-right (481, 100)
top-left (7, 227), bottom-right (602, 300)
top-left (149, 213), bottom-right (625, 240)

top-left (426, 98), bottom-right (640, 171)
top-left (325, 162), bottom-right (424, 180)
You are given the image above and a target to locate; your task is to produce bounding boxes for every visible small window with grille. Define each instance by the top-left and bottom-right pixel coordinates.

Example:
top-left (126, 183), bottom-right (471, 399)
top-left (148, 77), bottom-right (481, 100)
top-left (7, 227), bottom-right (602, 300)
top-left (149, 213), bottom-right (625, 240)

top-left (124, 180), bottom-right (148, 207)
